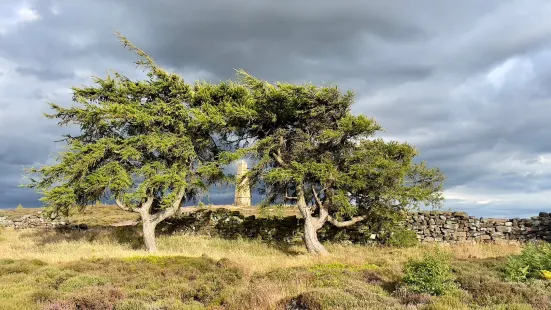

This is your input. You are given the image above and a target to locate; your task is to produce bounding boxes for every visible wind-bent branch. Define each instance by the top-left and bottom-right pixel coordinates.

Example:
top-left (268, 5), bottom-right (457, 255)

top-left (327, 215), bottom-right (367, 228)
top-left (272, 153), bottom-right (286, 167)
top-left (311, 187), bottom-right (323, 208)
top-left (141, 196), bottom-right (155, 214)
top-left (273, 135), bottom-right (288, 167)
top-left (311, 187), bottom-right (329, 228)
top-left (150, 190), bottom-right (185, 224)
top-left (115, 199), bottom-right (134, 212)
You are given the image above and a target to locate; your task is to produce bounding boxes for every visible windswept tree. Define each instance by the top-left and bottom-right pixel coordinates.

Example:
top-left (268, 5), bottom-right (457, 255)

top-left (23, 33), bottom-right (244, 252)
top-left (224, 72), bottom-right (445, 254)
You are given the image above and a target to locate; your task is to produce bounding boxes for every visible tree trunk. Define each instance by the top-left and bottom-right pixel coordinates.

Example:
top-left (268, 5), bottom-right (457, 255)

top-left (296, 186), bottom-right (328, 255)
top-left (142, 219), bottom-right (158, 253)
top-left (116, 195), bottom-right (184, 253)
top-left (303, 214), bottom-right (328, 255)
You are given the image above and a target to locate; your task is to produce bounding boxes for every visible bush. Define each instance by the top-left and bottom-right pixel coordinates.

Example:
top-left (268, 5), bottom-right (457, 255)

top-left (402, 250), bottom-right (456, 295)
top-left (386, 228), bottom-right (419, 248)
top-left (504, 243), bottom-right (551, 282)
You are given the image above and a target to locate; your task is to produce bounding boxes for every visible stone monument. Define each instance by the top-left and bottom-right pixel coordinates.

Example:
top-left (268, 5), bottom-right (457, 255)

top-left (234, 160), bottom-right (251, 207)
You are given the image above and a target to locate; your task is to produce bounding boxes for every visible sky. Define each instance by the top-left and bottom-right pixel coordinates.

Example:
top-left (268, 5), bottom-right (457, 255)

top-left (0, 0), bottom-right (550, 218)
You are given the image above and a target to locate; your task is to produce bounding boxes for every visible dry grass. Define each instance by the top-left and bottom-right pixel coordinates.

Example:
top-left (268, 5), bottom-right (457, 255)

top-left (0, 217), bottom-right (540, 310)
top-left (0, 228), bottom-right (522, 274)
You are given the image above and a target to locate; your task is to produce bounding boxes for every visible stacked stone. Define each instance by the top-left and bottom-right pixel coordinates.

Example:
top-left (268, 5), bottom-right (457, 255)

top-left (0, 216), bottom-right (13, 227)
top-left (523, 212), bottom-right (551, 241)
top-left (0, 211), bottom-right (71, 229)
top-left (407, 211), bottom-right (551, 243)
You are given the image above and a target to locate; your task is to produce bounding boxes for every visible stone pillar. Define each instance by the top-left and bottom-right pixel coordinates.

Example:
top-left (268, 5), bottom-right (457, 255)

top-left (234, 160), bottom-right (251, 207)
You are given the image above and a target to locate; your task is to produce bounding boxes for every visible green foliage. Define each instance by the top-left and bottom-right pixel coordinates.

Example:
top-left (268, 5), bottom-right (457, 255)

top-left (218, 70), bottom-right (445, 253)
top-left (504, 243), bottom-right (551, 282)
top-left (16, 204), bottom-right (23, 209)
top-left (57, 275), bottom-right (109, 292)
top-left (454, 259), bottom-right (551, 308)
top-left (402, 251), bottom-right (456, 295)
top-left (22, 33), bottom-right (239, 220)
top-left (0, 256), bottom-right (243, 309)
top-left (3, 239), bottom-right (551, 310)
top-left (385, 227), bottom-right (419, 248)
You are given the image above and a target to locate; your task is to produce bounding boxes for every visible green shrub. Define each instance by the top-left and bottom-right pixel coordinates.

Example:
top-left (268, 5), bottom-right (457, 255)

top-left (386, 228), bottom-right (419, 248)
top-left (504, 243), bottom-right (551, 282)
top-left (402, 251), bottom-right (456, 295)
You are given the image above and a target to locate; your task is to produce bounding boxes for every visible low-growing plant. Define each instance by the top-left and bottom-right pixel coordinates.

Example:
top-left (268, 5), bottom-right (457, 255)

top-left (402, 250), bottom-right (456, 295)
top-left (541, 270), bottom-right (551, 280)
top-left (385, 227), bottom-right (419, 248)
top-left (504, 242), bottom-right (551, 282)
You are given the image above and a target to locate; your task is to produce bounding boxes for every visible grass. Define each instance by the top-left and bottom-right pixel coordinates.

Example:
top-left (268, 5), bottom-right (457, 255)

top-left (0, 206), bottom-right (549, 309)
top-left (2, 225), bottom-right (547, 310)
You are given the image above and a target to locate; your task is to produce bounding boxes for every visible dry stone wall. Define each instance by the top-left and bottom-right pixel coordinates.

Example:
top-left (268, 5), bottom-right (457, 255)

top-left (406, 211), bottom-right (551, 243)
top-left (0, 211), bottom-right (79, 230)
top-left (2, 208), bottom-right (551, 244)
top-left (161, 209), bottom-right (551, 244)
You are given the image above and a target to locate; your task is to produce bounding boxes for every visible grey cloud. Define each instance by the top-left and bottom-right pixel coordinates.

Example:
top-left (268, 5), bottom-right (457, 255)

top-left (1, 0), bottom-right (551, 217)
top-left (15, 66), bottom-right (75, 81)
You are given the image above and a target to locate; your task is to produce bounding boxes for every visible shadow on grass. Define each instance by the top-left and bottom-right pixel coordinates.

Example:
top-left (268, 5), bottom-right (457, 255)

top-left (20, 226), bottom-right (144, 250)
top-left (19, 225), bottom-right (305, 256)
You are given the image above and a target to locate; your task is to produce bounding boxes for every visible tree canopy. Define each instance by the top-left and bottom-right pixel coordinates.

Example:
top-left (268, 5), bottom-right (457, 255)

top-left (24, 33), bottom-right (444, 255)
top-left (24, 33), bottom-right (247, 252)
top-left (220, 71), bottom-right (445, 254)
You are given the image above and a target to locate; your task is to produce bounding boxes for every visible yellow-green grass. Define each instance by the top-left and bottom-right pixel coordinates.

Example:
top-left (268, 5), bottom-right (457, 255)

top-left (2, 225), bottom-right (548, 310)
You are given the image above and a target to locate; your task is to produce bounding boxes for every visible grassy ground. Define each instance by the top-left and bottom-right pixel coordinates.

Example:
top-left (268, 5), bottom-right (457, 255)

top-left (2, 227), bottom-right (549, 309)
top-left (0, 206), bottom-right (550, 309)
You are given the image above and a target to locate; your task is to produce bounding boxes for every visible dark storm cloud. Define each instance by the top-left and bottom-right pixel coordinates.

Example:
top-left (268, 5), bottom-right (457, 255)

top-left (15, 66), bottom-right (75, 81)
top-left (1, 0), bottom-right (550, 216)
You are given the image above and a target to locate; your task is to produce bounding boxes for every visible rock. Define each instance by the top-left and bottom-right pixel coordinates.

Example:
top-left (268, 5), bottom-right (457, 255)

top-left (495, 226), bottom-right (511, 233)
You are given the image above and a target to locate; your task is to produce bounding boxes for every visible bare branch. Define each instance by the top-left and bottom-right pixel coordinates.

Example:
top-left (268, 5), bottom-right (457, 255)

top-left (272, 153), bottom-right (286, 167)
top-left (115, 199), bottom-right (136, 213)
top-left (151, 190), bottom-right (185, 224)
top-left (273, 135), bottom-right (287, 167)
top-left (311, 187), bottom-right (323, 208)
top-left (327, 215), bottom-right (367, 228)
top-left (285, 189), bottom-right (297, 200)
top-left (295, 184), bottom-right (314, 218)
top-left (141, 196), bottom-right (155, 213)
top-left (312, 187), bottom-right (329, 229)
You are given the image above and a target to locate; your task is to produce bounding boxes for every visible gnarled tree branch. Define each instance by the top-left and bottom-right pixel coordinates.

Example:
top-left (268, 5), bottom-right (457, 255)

top-left (115, 198), bottom-right (134, 212)
top-left (150, 190), bottom-right (185, 224)
top-left (273, 135), bottom-right (287, 167)
top-left (141, 196), bottom-right (155, 213)
top-left (312, 187), bottom-right (330, 229)
top-left (327, 214), bottom-right (367, 228)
